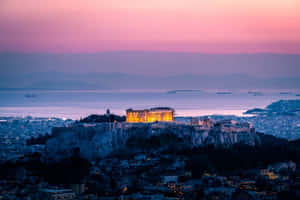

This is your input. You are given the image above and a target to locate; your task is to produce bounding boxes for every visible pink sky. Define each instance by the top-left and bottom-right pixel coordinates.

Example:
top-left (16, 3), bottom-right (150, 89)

top-left (1, 0), bottom-right (300, 53)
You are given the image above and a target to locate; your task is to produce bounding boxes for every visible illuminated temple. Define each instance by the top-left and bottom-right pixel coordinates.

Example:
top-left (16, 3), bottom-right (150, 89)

top-left (126, 107), bottom-right (174, 123)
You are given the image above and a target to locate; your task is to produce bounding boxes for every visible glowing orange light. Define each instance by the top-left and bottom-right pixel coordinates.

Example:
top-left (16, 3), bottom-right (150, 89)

top-left (126, 108), bottom-right (174, 123)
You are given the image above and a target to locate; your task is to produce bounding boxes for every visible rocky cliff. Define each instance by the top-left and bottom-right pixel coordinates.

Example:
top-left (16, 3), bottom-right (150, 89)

top-left (45, 122), bottom-right (260, 161)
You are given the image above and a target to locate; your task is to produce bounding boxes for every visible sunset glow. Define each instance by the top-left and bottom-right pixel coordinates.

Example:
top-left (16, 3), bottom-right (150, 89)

top-left (1, 0), bottom-right (300, 53)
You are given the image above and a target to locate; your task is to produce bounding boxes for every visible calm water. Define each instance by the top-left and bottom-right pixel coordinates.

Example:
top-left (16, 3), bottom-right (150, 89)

top-left (0, 90), bottom-right (299, 119)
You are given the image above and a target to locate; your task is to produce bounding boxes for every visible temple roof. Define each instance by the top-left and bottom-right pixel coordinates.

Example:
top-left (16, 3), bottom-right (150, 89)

top-left (126, 107), bottom-right (174, 112)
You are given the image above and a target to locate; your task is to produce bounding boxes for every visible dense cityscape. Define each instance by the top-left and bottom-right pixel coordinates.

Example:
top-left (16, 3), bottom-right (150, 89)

top-left (0, 100), bottom-right (299, 200)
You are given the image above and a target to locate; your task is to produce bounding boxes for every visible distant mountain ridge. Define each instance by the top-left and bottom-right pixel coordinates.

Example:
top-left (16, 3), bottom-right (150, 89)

top-left (0, 52), bottom-right (300, 90)
top-left (0, 72), bottom-right (299, 90)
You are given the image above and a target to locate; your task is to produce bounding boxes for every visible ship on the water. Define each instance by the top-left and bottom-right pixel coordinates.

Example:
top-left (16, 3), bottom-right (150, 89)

top-left (24, 94), bottom-right (37, 98)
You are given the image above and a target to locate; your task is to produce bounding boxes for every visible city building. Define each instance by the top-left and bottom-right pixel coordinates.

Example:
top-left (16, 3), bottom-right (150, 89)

top-left (190, 117), bottom-right (214, 128)
top-left (126, 107), bottom-right (174, 123)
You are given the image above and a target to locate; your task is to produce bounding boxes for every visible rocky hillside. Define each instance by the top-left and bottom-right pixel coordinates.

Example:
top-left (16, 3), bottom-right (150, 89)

top-left (244, 99), bottom-right (300, 115)
top-left (242, 99), bottom-right (300, 140)
top-left (45, 122), bottom-right (260, 161)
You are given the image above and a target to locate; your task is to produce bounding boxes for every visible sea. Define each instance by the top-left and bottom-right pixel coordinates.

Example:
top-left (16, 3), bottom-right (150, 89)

top-left (0, 90), bottom-right (299, 120)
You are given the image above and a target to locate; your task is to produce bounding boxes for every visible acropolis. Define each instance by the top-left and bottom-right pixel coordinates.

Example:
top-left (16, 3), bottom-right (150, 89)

top-left (126, 107), bottom-right (174, 123)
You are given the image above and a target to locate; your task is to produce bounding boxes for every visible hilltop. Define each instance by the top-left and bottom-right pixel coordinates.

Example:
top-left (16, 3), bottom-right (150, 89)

top-left (244, 99), bottom-right (300, 115)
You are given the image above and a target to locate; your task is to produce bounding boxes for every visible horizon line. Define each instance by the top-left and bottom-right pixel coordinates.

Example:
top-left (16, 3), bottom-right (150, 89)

top-left (1, 50), bottom-right (300, 56)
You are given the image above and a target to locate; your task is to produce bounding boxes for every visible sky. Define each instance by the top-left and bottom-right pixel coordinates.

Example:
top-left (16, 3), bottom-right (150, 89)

top-left (1, 0), bottom-right (300, 53)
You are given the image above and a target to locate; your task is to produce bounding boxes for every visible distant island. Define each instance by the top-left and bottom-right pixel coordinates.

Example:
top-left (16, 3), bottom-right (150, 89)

top-left (167, 89), bottom-right (202, 94)
top-left (248, 91), bottom-right (263, 96)
top-left (279, 92), bottom-right (293, 95)
top-left (216, 92), bottom-right (232, 95)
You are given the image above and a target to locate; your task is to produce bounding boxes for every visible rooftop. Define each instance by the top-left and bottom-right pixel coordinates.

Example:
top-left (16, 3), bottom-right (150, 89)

top-left (127, 107), bottom-right (174, 112)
